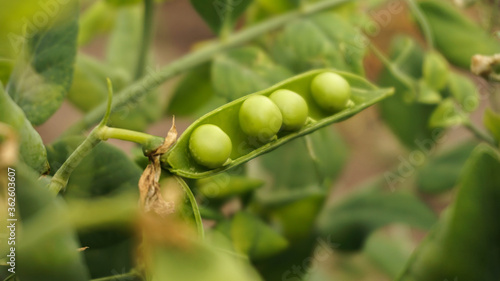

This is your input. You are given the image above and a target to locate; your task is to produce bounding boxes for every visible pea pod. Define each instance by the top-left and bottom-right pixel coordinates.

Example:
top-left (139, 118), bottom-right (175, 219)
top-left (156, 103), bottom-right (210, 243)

top-left (0, 83), bottom-right (49, 174)
top-left (163, 69), bottom-right (393, 178)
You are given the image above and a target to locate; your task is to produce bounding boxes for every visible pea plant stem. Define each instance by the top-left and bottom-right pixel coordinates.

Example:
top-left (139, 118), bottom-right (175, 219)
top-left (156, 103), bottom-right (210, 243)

top-left (91, 271), bottom-right (140, 281)
top-left (48, 80), bottom-right (114, 194)
top-left (100, 126), bottom-right (163, 145)
top-left (404, 0), bottom-right (434, 49)
top-left (134, 0), bottom-right (155, 80)
top-left (64, 0), bottom-right (355, 135)
top-left (463, 119), bottom-right (497, 147)
top-left (174, 176), bottom-right (205, 240)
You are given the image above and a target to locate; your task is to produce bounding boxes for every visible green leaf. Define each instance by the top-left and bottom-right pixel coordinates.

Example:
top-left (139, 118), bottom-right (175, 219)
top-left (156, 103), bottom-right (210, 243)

top-left (16, 163), bottom-right (90, 281)
top-left (417, 141), bottom-right (477, 194)
top-left (416, 79), bottom-right (441, 104)
top-left (230, 211), bottom-right (289, 260)
top-left (0, 58), bottom-right (13, 85)
top-left (428, 98), bottom-right (464, 129)
top-left (260, 127), bottom-right (348, 191)
top-left (378, 36), bottom-right (436, 149)
top-left (105, 0), bottom-right (142, 6)
top-left (78, 1), bottom-right (118, 46)
top-left (422, 51), bottom-right (449, 91)
top-left (167, 63), bottom-right (223, 117)
top-left (165, 69), bottom-right (393, 179)
top-left (484, 108), bottom-right (500, 144)
top-left (0, 84), bottom-right (49, 174)
top-left (364, 230), bottom-right (414, 278)
top-left (6, 2), bottom-right (79, 125)
top-left (106, 6), bottom-right (142, 75)
top-left (67, 54), bottom-right (130, 112)
top-left (150, 234), bottom-right (263, 281)
top-left (398, 145), bottom-right (500, 281)
top-left (418, 0), bottom-right (500, 68)
top-left (46, 136), bottom-right (141, 278)
top-left (190, 0), bottom-right (252, 35)
top-left (269, 12), bottom-right (365, 75)
top-left (212, 46), bottom-right (293, 101)
top-left (105, 5), bottom-right (162, 131)
top-left (447, 72), bottom-right (479, 112)
top-left (317, 183), bottom-right (437, 252)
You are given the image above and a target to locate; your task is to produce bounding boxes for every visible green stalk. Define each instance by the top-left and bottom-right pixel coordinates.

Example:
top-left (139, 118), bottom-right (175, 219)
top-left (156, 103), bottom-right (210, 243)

top-left (174, 176), bottom-right (205, 239)
top-left (48, 79), bottom-right (114, 194)
top-left (463, 119), bottom-right (497, 147)
top-left (91, 271), bottom-right (141, 281)
top-left (134, 0), bottom-right (155, 80)
top-left (100, 127), bottom-right (163, 145)
top-left (64, 0), bottom-right (356, 135)
top-left (404, 0), bottom-right (434, 49)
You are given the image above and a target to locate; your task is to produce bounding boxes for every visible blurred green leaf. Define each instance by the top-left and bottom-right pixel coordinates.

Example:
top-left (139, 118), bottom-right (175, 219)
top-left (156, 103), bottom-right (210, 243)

top-left (150, 234), bottom-right (262, 281)
top-left (190, 0), bottom-right (252, 35)
top-left (67, 54), bottom-right (129, 112)
top-left (167, 63), bottom-right (225, 117)
top-left (317, 184), bottom-right (437, 252)
top-left (0, 59), bottom-right (13, 85)
top-left (78, 1), bottom-right (117, 46)
top-left (417, 141), bottom-right (477, 194)
top-left (212, 46), bottom-right (292, 101)
top-left (447, 72), bottom-right (479, 112)
top-left (416, 79), bottom-right (441, 104)
top-left (418, 0), bottom-right (500, 69)
top-left (47, 136), bottom-right (141, 278)
top-left (428, 98), bottom-right (464, 129)
top-left (6, 2), bottom-right (79, 125)
top-left (269, 12), bottom-right (365, 75)
top-left (364, 230), bottom-right (414, 278)
top-left (484, 108), bottom-right (500, 144)
top-left (378, 36), bottom-right (436, 149)
top-left (0, 83), bottom-right (49, 174)
top-left (260, 127), bottom-right (348, 191)
top-left (422, 51), bottom-right (449, 91)
top-left (398, 145), bottom-right (500, 281)
top-left (16, 164), bottom-right (90, 281)
top-left (230, 211), bottom-right (289, 260)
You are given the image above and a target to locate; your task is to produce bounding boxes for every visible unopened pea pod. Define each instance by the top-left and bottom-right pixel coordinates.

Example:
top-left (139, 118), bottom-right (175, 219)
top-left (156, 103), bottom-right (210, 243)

top-left (162, 69), bottom-right (394, 179)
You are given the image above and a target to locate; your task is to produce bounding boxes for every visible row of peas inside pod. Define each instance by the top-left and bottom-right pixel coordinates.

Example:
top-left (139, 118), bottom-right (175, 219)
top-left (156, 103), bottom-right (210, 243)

top-left (187, 71), bottom-right (352, 170)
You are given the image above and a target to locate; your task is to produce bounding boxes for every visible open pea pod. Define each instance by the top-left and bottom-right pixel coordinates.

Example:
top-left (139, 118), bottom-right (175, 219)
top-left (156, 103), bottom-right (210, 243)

top-left (163, 69), bottom-right (393, 178)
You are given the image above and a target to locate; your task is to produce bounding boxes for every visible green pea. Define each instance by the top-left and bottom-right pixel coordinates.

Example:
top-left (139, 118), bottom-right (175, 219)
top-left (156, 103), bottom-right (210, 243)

top-left (269, 89), bottom-right (308, 131)
top-left (310, 72), bottom-right (351, 112)
top-left (239, 95), bottom-right (283, 141)
top-left (189, 124), bottom-right (232, 169)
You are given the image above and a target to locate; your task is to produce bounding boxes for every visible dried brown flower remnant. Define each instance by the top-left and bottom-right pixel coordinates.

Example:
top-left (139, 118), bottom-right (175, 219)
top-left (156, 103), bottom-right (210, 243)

top-left (138, 118), bottom-right (177, 217)
top-left (471, 54), bottom-right (500, 80)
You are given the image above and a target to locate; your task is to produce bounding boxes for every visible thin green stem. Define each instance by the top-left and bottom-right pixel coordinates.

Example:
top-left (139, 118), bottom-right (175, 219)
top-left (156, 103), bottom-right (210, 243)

top-left (48, 129), bottom-right (102, 194)
top-left (100, 126), bottom-right (163, 145)
top-left (3, 273), bottom-right (16, 281)
top-left (368, 42), bottom-right (416, 95)
top-left (63, 0), bottom-right (356, 135)
top-left (134, 0), bottom-right (155, 80)
top-left (174, 176), bottom-right (205, 239)
top-left (463, 119), bottom-right (497, 147)
top-left (91, 271), bottom-right (140, 281)
top-left (404, 0), bottom-right (434, 49)
top-left (219, 0), bottom-right (234, 41)
top-left (48, 80), bottom-right (115, 194)
top-left (303, 136), bottom-right (325, 187)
